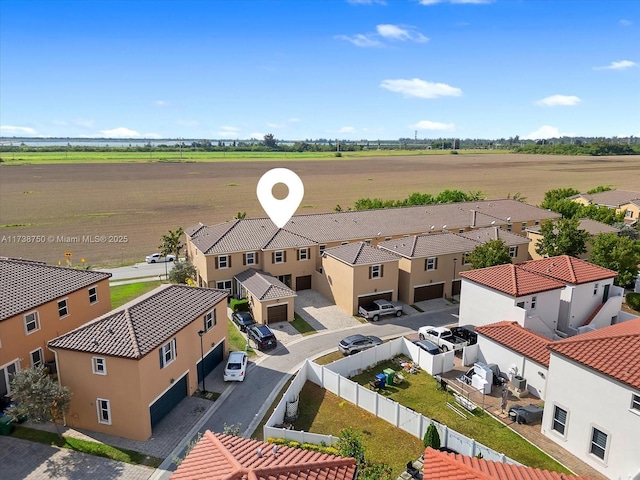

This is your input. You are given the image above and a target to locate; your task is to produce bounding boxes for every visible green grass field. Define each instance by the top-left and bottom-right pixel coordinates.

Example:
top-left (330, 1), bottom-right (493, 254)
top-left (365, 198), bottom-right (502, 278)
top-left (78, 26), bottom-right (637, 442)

top-left (110, 281), bottom-right (162, 309)
top-left (0, 149), bottom-right (509, 165)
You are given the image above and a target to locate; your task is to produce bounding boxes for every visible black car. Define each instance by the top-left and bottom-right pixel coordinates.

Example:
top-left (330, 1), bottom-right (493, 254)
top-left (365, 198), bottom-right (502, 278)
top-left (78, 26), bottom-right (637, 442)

top-left (232, 311), bottom-right (256, 332)
top-left (247, 324), bottom-right (278, 351)
top-left (413, 339), bottom-right (441, 355)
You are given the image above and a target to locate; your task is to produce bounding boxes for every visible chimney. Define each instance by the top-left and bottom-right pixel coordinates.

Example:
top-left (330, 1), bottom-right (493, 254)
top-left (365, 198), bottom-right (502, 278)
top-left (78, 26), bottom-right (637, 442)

top-left (470, 209), bottom-right (477, 227)
top-left (493, 226), bottom-right (499, 239)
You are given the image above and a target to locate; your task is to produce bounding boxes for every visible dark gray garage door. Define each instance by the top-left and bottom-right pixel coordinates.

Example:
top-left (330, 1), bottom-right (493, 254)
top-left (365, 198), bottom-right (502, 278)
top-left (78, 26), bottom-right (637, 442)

top-left (295, 275), bottom-right (312, 291)
top-left (357, 292), bottom-right (393, 308)
top-left (150, 374), bottom-right (187, 427)
top-left (197, 341), bottom-right (224, 384)
top-left (268, 304), bottom-right (288, 323)
top-left (414, 284), bottom-right (444, 302)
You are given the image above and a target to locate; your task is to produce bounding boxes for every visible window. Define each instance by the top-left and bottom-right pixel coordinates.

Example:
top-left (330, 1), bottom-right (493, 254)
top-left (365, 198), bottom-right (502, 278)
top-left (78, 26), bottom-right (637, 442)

top-left (30, 348), bottom-right (43, 368)
top-left (319, 245), bottom-right (326, 256)
top-left (531, 296), bottom-right (537, 309)
top-left (24, 311), bottom-right (40, 334)
top-left (463, 252), bottom-right (471, 265)
top-left (425, 257), bottom-right (437, 271)
top-left (341, 241), bottom-right (349, 246)
top-left (521, 222), bottom-right (527, 229)
top-left (159, 339), bottom-right (177, 368)
top-left (385, 237), bottom-right (392, 241)
top-left (507, 224), bottom-right (512, 232)
top-left (273, 250), bottom-right (285, 263)
top-left (593, 283), bottom-right (599, 296)
top-left (0, 361), bottom-right (19, 397)
top-left (631, 394), bottom-right (640, 412)
top-left (535, 220), bottom-right (540, 226)
top-left (625, 209), bottom-right (633, 218)
top-left (364, 239), bottom-right (372, 245)
top-left (58, 298), bottom-right (69, 318)
top-left (216, 280), bottom-right (232, 292)
top-left (516, 301), bottom-right (525, 308)
top-left (217, 255), bottom-right (229, 269)
top-left (97, 398), bottom-right (111, 424)
top-left (590, 427), bottom-right (607, 460)
top-left (204, 310), bottom-right (216, 331)
top-left (88, 286), bottom-right (98, 304)
top-left (244, 252), bottom-right (256, 265)
top-left (277, 274), bottom-right (292, 288)
top-left (509, 246), bottom-right (518, 258)
top-left (92, 357), bottom-right (107, 375)
top-left (552, 406), bottom-right (567, 435)
top-left (459, 229), bottom-right (465, 234)
top-left (370, 264), bottom-right (382, 279)
top-left (298, 248), bottom-right (309, 261)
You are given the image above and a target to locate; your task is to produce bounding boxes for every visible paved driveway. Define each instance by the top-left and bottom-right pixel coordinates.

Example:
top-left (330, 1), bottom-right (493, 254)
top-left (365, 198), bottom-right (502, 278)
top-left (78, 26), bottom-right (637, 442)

top-left (294, 289), bottom-right (364, 331)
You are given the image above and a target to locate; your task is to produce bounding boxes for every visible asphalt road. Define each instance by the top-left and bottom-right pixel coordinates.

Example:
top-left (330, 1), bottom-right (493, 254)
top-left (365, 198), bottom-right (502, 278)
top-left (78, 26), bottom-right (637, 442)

top-left (101, 261), bottom-right (176, 281)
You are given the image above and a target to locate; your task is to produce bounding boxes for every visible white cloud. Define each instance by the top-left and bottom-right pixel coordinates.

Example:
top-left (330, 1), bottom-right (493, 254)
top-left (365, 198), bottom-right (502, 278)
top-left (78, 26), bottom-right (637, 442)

top-left (376, 24), bottom-right (428, 43)
top-left (154, 100), bottom-right (168, 107)
top-left (380, 78), bottom-right (462, 98)
top-left (0, 125), bottom-right (38, 136)
top-left (334, 33), bottom-right (382, 48)
top-left (100, 127), bottom-right (141, 138)
top-left (338, 126), bottom-right (356, 133)
top-left (217, 126), bottom-right (240, 137)
top-left (523, 125), bottom-right (575, 140)
top-left (419, 0), bottom-right (494, 4)
top-left (413, 120), bottom-right (455, 131)
top-left (594, 60), bottom-right (637, 70)
top-left (535, 95), bottom-right (581, 107)
top-left (619, 19), bottom-right (632, 26)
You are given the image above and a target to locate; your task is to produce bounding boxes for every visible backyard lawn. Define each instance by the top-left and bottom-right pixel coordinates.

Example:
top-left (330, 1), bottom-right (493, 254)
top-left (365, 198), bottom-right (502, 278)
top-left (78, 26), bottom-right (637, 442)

top-left (296, 358), bottom-right (572, 474)
top-left (110, 281), bottom-right (161, 308)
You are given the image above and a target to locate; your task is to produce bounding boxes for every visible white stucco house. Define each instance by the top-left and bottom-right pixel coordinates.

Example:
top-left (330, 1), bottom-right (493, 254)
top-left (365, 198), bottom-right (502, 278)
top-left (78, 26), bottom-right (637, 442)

top-left (541, 318), bottom-right (640, 479)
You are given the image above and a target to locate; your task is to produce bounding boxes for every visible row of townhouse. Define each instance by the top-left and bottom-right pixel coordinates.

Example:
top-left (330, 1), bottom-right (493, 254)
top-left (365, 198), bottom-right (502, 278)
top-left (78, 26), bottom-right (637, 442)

top-left (186, 198), bottom-right (558, 319)
top-left (1, 257), bottom-right (230, 441)
top-left (454, 256), bottom-right (639, 479)
top-left (571, 189), bottom-right (640, 225)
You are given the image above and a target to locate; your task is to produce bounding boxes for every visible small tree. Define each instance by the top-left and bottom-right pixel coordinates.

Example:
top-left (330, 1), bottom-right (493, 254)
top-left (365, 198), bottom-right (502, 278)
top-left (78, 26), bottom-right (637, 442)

top-left (535, 218), bottom-right (589, 258)
top-left (335, 428), bottom-right (365, 464)
top-left (590, 233), bottom-right (640, 287)
top-left (423, 422), bottom-right (441, 449)
top-left (6, 365), bottom-right (71, 438)
top-left (468, 239), bottom-right (513, 269)
top-left (159, 227), bottom-right (184, 259)
top-left (168, 260), bottom-right (197, 284)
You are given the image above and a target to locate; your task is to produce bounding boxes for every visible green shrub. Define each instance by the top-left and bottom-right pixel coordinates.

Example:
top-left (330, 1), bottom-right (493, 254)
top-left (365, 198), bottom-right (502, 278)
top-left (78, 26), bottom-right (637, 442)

top-left (266, 438), bottom-right (340, 456)
top-left (423, 422), bottom-right (440, 449)
top-left (230, 298), bottom-right (250, 312)
top-left (626, 292), bottom-right (640, 311)
top-left (335, 152), bottom-right (342, 157)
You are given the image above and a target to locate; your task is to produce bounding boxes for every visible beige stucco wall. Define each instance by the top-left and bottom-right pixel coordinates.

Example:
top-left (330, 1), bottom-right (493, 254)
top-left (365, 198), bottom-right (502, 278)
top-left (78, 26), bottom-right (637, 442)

top-left (52, 300), bottom-right (228, 441)
top-left (321, 256), bottom-right (356, 315)
top-left (620, 202), bottom-right (640, 222)
top-left (0, 278), bottom-right (111, 370)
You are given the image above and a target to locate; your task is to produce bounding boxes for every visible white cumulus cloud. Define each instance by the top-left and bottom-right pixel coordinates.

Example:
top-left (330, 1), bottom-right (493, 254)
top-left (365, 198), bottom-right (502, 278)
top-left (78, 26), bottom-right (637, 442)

top-left (0, 125), bottom-right (38, 136)
top-left (338, 126), bottom-right (356, 133)
top-left (334, 33), bottom-right (382, 48)
top-left (594, 60), bottom-right (637, 70)
top-left (99, 127), bottom-right (141, 138)
top-left (619, 19), bottom-right (632, 26)
top-left (376, 24), bottom-right (428, 43)
top-left (154, 100), bottom-right (169, 107)
top-left (535, 95), bottom-right (581, 107)
top-left (380, 78), bottom-right (462, 98)
top-left (413, 120), bottom-right (455, 131)
top-left (523, 125), bottom-right (575, 140)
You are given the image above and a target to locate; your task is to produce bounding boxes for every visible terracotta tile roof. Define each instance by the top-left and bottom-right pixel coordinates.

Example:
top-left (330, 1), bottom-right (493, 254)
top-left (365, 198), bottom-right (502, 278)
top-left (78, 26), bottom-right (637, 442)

top-left (186, 200), bottom-right (560, 254)
top-left (549, 317), bottom-right (640, 390)
top-left (324, 242), bottom-right (399, 265)
top-left (234, 269), bottom-right (296, 300)
top-left (520, 256), bottom-right (617, 285)
top-left (475, 321), bottom-right (552, 367)
top-left (0, 257), bottom-right (111, 321)
top-left (422, 447), bottom-right (589, 480)
top-left (457, 227), bottom-right (531, 247)
top-left (170, 431), bottom-right (356, 480)
top-left (48, 285), bottom-right (227, 358)
top-left (576, 190), bottom-right (640, 208)
top-left (378, 232), bottom-right (479, 258)
top-left (459, 264), bottom-right (565, 297)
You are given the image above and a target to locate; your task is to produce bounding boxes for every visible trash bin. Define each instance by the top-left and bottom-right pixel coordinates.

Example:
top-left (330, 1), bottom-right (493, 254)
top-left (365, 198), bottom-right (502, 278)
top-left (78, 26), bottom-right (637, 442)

top-left (375, 373), bottom-right (387, 389)
top-left (383, 368), bottom-right (396, 385)
top-left (0, 416), bottom-right (13, 436)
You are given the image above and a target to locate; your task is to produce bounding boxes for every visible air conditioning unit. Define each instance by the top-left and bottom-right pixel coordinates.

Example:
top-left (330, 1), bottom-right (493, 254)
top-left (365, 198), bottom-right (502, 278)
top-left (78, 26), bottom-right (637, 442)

top-left (512, 375), bottom-right (527, 391)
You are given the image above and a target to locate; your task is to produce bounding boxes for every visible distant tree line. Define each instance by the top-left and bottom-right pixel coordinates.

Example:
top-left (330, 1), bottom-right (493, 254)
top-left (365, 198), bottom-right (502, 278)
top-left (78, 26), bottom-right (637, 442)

top-left (513, 141), bottom-right (640, 156)
top-left (336, 189), bottom-right (485, 212)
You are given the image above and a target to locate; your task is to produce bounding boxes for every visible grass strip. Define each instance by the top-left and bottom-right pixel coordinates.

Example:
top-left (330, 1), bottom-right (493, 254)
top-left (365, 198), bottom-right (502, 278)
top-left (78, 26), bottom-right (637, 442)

top-left (291, 313), bottom-right (317, 336)
top-left (110, 281), bottom-right (162, 309)
top-left (11, 425), bottom-right (162, 467)
top-left (227, 320), bottom-right (256, 357)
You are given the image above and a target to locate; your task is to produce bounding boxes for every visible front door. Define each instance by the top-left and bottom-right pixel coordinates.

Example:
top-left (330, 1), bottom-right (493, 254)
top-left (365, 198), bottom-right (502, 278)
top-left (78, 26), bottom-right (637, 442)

top-left (603, 284), bottom-right (610, 303)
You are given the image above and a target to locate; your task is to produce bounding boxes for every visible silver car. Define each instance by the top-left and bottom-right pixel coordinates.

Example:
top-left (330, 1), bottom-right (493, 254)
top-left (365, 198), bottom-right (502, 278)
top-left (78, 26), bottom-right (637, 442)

top-left (338, 334), bottom-right (382, 355)
top-left (145, 253), bottom-right (176, 263)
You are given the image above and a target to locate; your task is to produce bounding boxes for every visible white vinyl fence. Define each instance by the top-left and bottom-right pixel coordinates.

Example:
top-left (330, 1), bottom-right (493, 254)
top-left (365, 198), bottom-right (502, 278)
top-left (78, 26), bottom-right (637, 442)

top-left (264, 338), bottom-right (519, 464)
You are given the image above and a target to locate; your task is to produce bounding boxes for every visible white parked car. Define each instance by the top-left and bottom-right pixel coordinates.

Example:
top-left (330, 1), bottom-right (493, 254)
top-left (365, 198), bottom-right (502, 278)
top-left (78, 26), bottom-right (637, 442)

top-left (145, 253), bottom-right (176, 263)
top-left (223, 351), bottom-right (248, 382)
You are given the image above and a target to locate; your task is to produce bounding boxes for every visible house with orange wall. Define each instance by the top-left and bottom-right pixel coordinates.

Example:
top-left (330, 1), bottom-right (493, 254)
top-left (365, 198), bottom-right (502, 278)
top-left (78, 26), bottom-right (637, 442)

top-left (48, 284), bottom-right (228, 441)
top-left (0, 257), bottom-right (111, 406)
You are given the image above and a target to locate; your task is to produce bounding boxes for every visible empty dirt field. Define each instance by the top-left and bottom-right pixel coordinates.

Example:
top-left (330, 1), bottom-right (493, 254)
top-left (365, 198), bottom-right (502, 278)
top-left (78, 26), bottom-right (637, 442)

top-left (1, 153), bottom-right (638, 266)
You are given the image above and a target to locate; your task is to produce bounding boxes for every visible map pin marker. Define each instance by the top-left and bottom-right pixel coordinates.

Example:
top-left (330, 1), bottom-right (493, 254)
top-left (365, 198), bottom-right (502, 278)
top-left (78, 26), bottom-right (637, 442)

top-left (257, 168), bottom-right (304, 228)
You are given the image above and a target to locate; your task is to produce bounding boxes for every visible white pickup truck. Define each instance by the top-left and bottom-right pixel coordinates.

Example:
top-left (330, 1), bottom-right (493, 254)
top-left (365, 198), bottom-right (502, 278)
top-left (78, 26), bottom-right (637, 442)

top-left (358, 299), bottom-right (403, 322)
top-left (417, 326), bottom-right (472, 352)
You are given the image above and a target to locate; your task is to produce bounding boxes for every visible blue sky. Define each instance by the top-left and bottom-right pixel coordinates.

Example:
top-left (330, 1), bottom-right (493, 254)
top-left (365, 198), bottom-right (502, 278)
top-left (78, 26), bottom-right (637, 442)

top-left (1, 0), bottom-right (638, 140)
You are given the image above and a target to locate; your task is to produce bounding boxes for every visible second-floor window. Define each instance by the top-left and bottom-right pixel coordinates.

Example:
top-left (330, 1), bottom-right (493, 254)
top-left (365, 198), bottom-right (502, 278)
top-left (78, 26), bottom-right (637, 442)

top-left (319, 245), bottom-right (326, 256)
top-left (58, 298), bottom-right (69, 318)
top-left (92, 357), bottom-right (107, 375)
top-left (625, 209), bottom-right (633, 218)
top-left (298, 248), bottom-right (309, 261)
top-left (159, 339), bottom-right (177, 368)
top-left (531, 296), bottom-right (537, 309)
top-left (370, 264), bottom-right (382, 279)
top-left (593, 283), bottom-right (599, 296)
top-left (425, 257), bottom-right (437, 271)
top-left (24, 311), bottom-right (40, 334)
top-left (273, 250), bottom-right (286, 263)
top-left (631, 394), bottom-right (640, 412)
top-left (244, 252), bottom-right (256, 265)
top-left (88, 286), bottom-right (98, 304)
top-left (204, 310), bottom-right (216, 331)
top-left (217, 255), bottom-right (230, 269)
top-left (509, 246), bottom-right (518, 258)
top-left (463, 252), bottom-right (471, 265)
top-left (552, 405), bottom-right (567, 435)
top-left (30, 348), bottom-right (43, 368)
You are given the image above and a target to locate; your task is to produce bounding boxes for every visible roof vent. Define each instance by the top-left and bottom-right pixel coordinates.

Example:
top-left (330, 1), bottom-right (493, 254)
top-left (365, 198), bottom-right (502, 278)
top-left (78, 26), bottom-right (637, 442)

top-left (272, 445), bottom-right (278, 457)
top-left (92, 338), bottom-right (99, 346)
top-left (257, 447), bottom-right (262, 458)
top-left (107, 328), bottom-right (114, 334)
